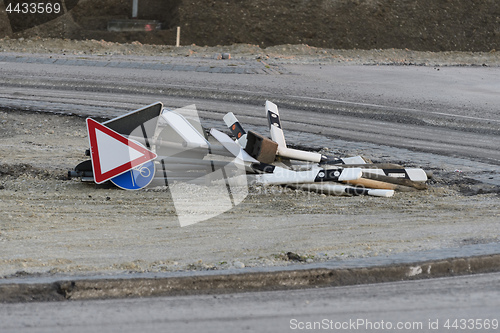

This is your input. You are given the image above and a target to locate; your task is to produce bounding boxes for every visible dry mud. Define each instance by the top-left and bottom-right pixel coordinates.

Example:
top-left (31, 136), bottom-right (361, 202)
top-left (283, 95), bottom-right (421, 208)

top-left (1, 109), bottom-right (499, 278)
top-left (1, 37), bottom-right (499, 278)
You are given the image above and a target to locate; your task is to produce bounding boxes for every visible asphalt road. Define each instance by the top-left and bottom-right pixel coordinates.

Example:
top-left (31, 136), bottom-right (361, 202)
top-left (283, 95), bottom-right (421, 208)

top-left (1, 272), bottom-right (499, 333)
top-left (1, 54), bottom-right (499, 164)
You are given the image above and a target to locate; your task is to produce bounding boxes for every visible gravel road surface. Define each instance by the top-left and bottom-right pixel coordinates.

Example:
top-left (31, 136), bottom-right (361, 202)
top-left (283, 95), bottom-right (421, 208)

top-left (0, 41), bottom-right (499, 278)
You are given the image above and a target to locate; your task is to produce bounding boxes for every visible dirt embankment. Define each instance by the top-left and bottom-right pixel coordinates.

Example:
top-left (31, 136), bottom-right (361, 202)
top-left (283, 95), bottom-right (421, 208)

top-left (179, 0), bottom-right (500, 52)
top-left (0, 0), bottom-right (499, 51)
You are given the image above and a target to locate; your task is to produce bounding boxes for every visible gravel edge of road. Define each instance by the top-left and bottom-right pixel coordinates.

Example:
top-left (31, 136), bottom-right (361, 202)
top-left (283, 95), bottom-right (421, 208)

top-left (1, 254), bottom-right (499, 303)
top-left (1, 38), bottom-right (500, 67)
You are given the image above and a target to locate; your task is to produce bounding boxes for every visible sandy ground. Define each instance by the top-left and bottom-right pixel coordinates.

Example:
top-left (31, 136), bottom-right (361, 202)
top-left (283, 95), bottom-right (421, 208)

top-left (0, 38), bottom-right (499, 278)
top-left (1, 108), bottom-right (499, 278)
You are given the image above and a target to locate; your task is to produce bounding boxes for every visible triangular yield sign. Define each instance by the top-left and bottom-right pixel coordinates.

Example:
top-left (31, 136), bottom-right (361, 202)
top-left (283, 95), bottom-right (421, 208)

top-left (86, 118), bottom-right (157, 184)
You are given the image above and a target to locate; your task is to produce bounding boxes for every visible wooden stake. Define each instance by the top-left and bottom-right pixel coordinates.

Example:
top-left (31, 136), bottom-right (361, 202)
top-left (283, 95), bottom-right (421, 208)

top-left (176, 26), bottom-right (181, 47)
top-left (344, 178), bottom-right (417, 192)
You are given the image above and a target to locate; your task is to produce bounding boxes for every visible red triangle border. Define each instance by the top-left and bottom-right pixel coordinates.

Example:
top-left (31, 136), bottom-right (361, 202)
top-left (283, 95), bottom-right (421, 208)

top-left (86, 118), bottom-right (157, 184)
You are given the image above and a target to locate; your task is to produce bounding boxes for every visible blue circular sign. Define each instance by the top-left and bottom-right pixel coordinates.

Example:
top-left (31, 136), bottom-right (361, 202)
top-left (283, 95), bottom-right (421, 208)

top-left (110, 160), bottom-right (155, 190)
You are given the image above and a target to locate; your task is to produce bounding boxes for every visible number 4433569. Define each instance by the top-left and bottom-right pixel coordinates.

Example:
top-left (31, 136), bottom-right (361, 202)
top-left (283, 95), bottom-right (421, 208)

top-left (444, 319), bottom-right (498, 330)
top-left (6, 2), bottom-right (62, 14)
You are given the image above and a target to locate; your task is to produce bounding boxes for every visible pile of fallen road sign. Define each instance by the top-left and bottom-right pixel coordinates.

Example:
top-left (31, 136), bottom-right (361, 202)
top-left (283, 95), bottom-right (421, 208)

top-left (68, 101), bottom-right (429, 197)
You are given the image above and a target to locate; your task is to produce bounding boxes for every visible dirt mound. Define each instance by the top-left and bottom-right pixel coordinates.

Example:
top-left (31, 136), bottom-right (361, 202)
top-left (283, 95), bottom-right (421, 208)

top-left (0, 163), bottom-right (62, 180)
top-left (179, 0), bottom-right (500, 52)
top-left (1, 0), bottom-right (499, 52)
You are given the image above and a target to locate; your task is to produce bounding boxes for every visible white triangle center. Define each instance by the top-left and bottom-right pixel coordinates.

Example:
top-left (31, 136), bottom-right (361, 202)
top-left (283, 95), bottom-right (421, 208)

top-left (95, 129), bottom-right (144, 173)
